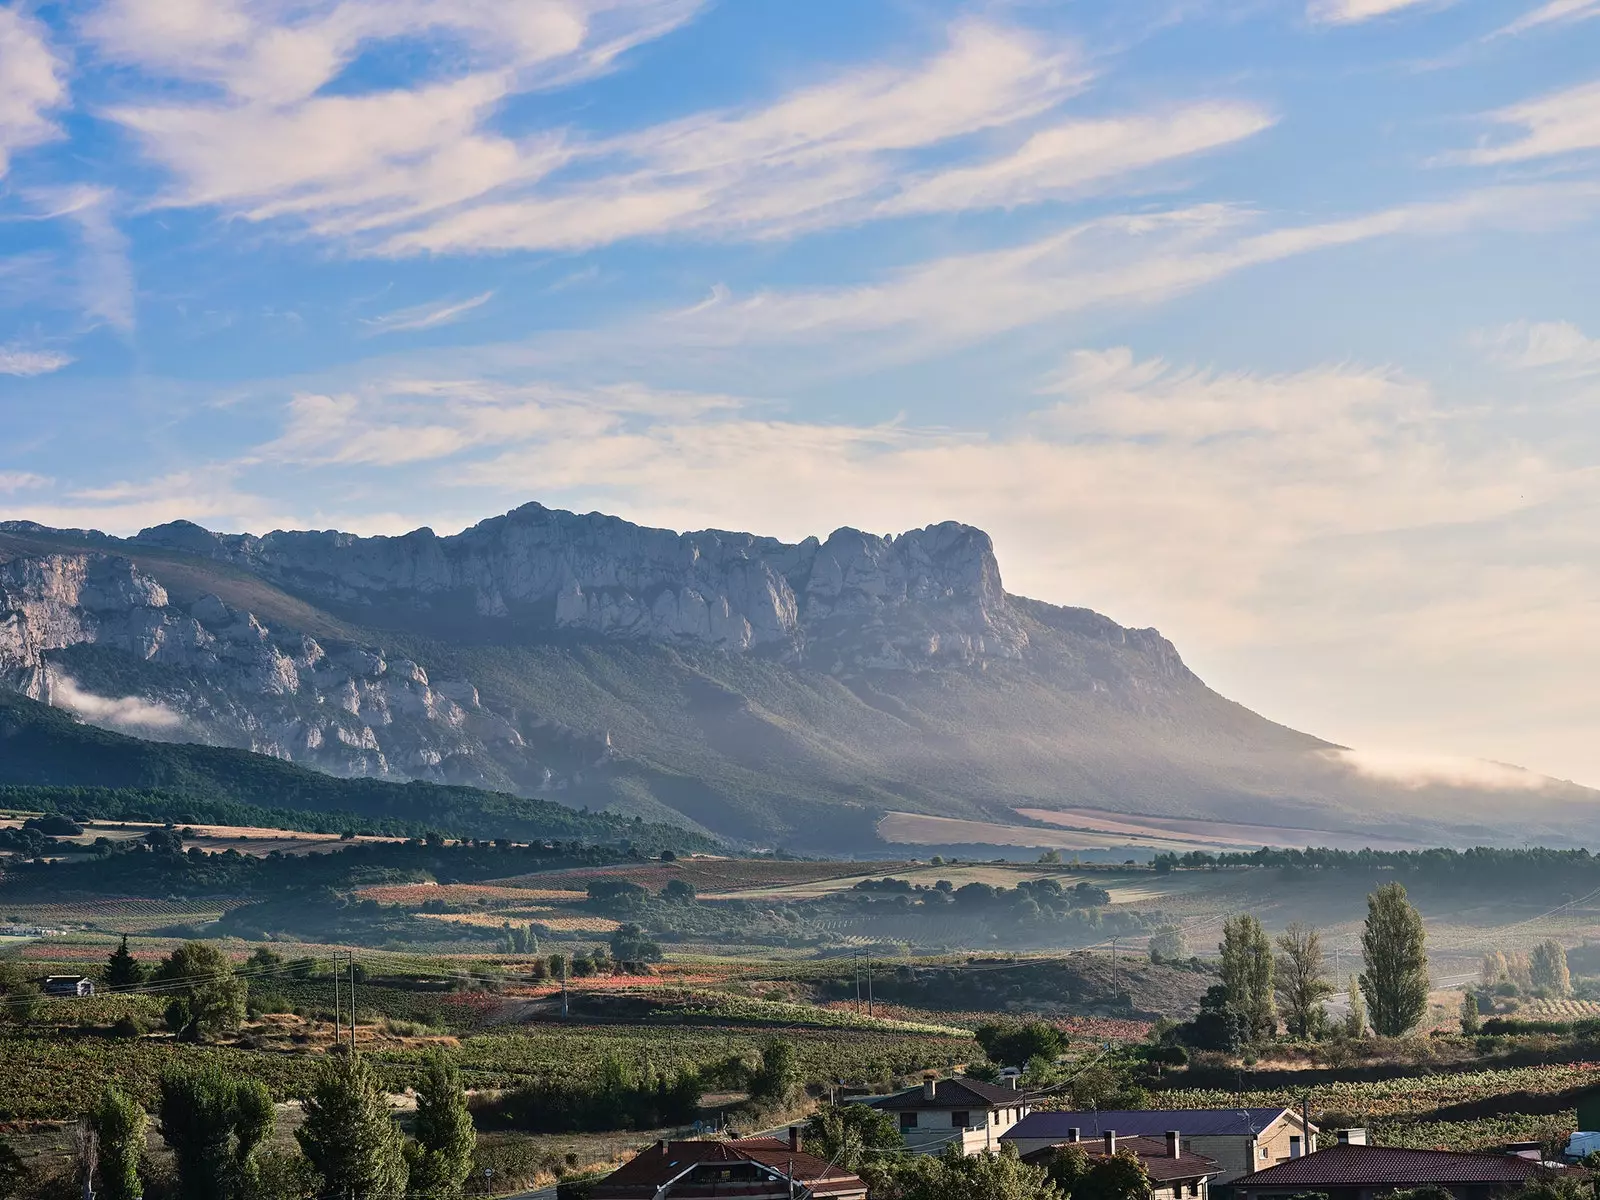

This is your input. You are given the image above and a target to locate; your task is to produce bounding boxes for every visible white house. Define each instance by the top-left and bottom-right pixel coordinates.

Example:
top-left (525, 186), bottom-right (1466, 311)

top-left (868, 1076), bottom-right (1033, 1155)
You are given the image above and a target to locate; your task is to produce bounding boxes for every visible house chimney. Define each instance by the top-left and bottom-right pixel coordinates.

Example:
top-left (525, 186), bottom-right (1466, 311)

top-left (790, 1126), bottom-right (801, 1153)
top-left (1104, 1132), bottom-right (1117, 1156)
top-left (924, 1078), bottom-right (937, 1101)
top-left (1067, 1129), bottom-right (1081, 1144)
top-left (1336, 1129), bottom-right (1367, 1146)
top-left (1167, 1132), bottom-right (1180, 1159)
top-left (1008, 1076), bottom-right (1020, 1091)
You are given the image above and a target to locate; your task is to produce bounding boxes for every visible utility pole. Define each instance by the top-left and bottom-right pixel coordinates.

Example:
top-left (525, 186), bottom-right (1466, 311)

top-left (865, 949), bottom-right (873, 1018)
top-left (854, 956), bottom-right (862, 1014)
top-left (1111, 938), bottom-right (1119, 991)
top-left (561, 957), bottom-right (569, 1019)
top-left (333, 953), bottom-right (341, 1044)
top-left (348, 950), bottom-right (357, 1054)
top-left (1302, 1092), bottom-right (1312, 1153)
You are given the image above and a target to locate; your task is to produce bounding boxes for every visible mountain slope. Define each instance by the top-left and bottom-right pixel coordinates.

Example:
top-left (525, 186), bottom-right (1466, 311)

top-left (0, 691), bottom-right (710, 850)
top-left (1, 505), bottom-right (1593, 851)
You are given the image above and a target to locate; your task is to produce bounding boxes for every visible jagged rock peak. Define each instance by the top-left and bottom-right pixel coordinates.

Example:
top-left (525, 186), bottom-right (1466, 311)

top-left (134, 503), bottom-right (1027, 666)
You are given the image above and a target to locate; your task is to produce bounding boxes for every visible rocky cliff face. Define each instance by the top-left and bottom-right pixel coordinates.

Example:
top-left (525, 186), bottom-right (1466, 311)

top-left (0, 545), bottom-right (612, 787)
top-left (0, 504), bottom-right (1219, 845)
top-left (133, 504), bottom-right (1033, 671)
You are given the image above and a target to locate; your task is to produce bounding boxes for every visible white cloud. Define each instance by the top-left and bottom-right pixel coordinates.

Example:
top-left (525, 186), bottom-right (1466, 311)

top-left (1307, 0), bottom-right (1446, 23)
top-left (1497, 0), bottom-right (1600, 35)
top-left (627, 184), bottom-right (1600, 357)
top-left (362, 291), bottom-right (495, 335)
top-left (1325, 748), bottom-right (1563, 790)
top-left (0, 346), bottom-right (73, 376)
top-left (48, 674), bottom-right (185, 733)
top-left (879, 101), bottom-right (1274, 216)
top-left (29, 188), bottom-right (136, 333)
top-left (1455, 79), bottom-right (1600, 165)
top-left (0, 472), bottom-right (50, 493)
top-left (253, 377), bottom-right (744, 467)
top-left (0, 8), bottom-right (67, 178)
top-left (91, 9), bottom-right (1271, 256)
top-left (1477, 319), bottom-right (1600, 374)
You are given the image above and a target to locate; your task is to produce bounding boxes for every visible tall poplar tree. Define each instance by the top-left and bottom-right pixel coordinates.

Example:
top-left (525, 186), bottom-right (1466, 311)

top-left (1275, 923), bottom-right (1333, 1040)
top-left (1220, 914), bottom-right (1276, 1042)
top-left (1358, 882), bottom-right (1429, 1037)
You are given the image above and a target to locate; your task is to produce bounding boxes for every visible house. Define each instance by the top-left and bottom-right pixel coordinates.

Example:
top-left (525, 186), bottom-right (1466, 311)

top-left (587, 1131), bottom-right (867, 1200)
top-left (1020, 1130), bottom-right (1223, 1200)
top-left (41, 975), bottom-right (94, 997)
top-left (1230, 1139), bottom-right (1583, 1200)
top-left (1002, 1108), bottom-right (1315, 1183)
top-left (867, 1076), bottom-right (1033, 1155)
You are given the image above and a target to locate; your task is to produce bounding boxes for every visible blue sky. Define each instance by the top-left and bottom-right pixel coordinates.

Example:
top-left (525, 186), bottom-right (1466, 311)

top-left (3, 0), bottom-right (1600, 788)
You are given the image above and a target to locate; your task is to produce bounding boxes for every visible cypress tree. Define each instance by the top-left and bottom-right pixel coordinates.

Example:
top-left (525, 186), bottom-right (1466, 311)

top-left (1359, 882), bottom-right (1429, 1037)
top-left (298, 1052), bottom-right (408, 1200)
top-left (91, 1087), bottom-right (147, 1200)
top-left (105, 936), bottom-right (145, 990)
top-left (158, 1066), bottom-right (274, 1200)
top-left (405, 1051), bottom-right (476, 1198)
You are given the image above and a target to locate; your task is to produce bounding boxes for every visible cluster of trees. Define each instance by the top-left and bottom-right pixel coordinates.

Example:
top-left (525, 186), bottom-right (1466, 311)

top-left (850, 878), bottom-right (1112, 912)
top-left (1150, 845), bottom-right (1600, 890)
top-left (1176, 882), bottom-right (1429, 1050)
top-left (973, 1021), bottom-right (1067, 1070)
top-left (476, 1054), bottom-right (703, 1133)
top-left (18, 1050), bottom-right (474, 1200)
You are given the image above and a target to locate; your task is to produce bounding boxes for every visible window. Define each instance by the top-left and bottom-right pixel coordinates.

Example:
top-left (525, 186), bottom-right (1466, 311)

top-left (950, 1112), bottom-right (970, 1129)
top-left (900, 1113), bottom-right (918, 1131)
top-left (1260, 1148), bottom-right (1270, 1159)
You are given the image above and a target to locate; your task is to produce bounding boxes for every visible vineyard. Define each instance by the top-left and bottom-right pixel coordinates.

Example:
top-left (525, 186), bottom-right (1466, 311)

top-left (1157, 1062), bottom-right (1600, 1151)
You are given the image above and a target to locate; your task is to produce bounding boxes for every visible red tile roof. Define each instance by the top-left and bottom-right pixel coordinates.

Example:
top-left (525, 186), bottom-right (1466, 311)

top-left (591, 1138), bottom-right (865, 1199)
top-left (871, 1078), bottom-right (1032, 1110)
top-left (1020, 1136), bottom-right (1222, 1183)
top-left (1232, 1144), bottom-right (1580, 1189)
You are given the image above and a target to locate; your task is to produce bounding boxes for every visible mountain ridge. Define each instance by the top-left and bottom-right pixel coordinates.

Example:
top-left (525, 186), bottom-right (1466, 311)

top-left (2, 504), bottom-right (1592, 851)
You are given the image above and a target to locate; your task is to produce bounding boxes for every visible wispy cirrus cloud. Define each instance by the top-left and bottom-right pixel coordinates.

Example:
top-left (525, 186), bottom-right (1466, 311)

top-left (1453, 79), bottom-right (1600, 165)
top-left (1496, 0), bottom-right (1600, 36)
top-left (1307, 0), bottom-right (1448, 25)
top-left (0, 472), bottom-right (51, 493)
top-left (619, 183), bottom-right (1600, 359)
top-left (94, 11), bottom-right (1272, 256)
top-left (362, 291), bottom-right (495, 335)
top-left (0, 7), bottom-right (67, 178)
top-left (0, 346), bottom-right (72, 376)
top-left (1477, 319), bottom-right (1600, 374)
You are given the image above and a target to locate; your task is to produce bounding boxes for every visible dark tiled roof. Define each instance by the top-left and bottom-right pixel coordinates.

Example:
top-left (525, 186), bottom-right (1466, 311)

top-left (591, 1139), bottom-right (863, 1199)
top-left (1020, 1136), bottom-right (1222, 1183)
top-left (871, 1078), bottom-right (1031, 1110)
top-left (1232, 1144), bottom-right (1578, 1188)
top-left (1005, 1109), bottom-right (1295, 1141)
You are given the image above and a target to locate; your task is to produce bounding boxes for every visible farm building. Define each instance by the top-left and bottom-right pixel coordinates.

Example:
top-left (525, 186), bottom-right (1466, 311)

top-left (42, 976), bottom-right (94, 997)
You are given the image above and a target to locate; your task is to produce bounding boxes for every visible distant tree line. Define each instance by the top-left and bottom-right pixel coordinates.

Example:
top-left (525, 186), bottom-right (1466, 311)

top-left (1151, 845), bottom-right (1600, 888)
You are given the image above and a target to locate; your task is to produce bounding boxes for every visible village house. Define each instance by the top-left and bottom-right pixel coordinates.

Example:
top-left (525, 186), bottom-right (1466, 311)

top-left (866, 1076), bottom-right (1033, 1155)
top-left (587, 1131), bottom-right (867, 1200)
top-left (1020, 1130), bottom-right (1223, 1200)
top-left (41, 975), bottom-right (94, 997)
top-left (1229, 1137), bottom-right (1583, 1200)
top-left (1002, 1107), bottom-right (1316, 1183)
